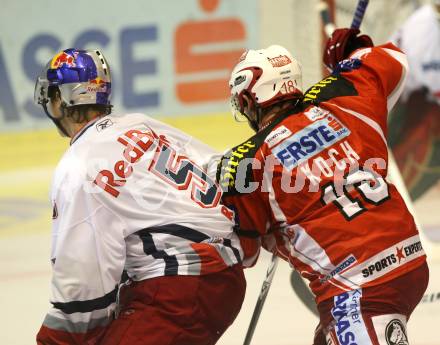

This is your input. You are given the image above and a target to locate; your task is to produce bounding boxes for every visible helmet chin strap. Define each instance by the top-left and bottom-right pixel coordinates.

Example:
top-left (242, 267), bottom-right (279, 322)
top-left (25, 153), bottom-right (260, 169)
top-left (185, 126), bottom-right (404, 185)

top-left (253, 105), bottom-right (264, 132)
top-left (41, 101), bottom-right (70, 137)
top-left (244, 112), bottom-right (259, 132)
top-left (243, 100), bottom-right (263, 132)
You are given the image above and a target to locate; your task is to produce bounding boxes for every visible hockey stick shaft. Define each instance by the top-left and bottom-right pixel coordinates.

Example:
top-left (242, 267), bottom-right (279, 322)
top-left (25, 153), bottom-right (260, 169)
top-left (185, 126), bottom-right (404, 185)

top-left (318, 0), bottom-right (369, 38)
top-left (351, 0), bottom-right (369, 29)
top-left (243, 253), bottom-right (279, 345)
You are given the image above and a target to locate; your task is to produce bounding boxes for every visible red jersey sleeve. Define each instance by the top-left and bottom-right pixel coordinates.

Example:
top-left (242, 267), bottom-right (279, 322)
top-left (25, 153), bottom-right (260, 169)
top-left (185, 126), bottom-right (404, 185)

top-left (348, 43), bottom-right (408, 111)
top-left (312, 43), bottom-right (409, 140)
top-left (218, 140), bottom-right (274, 267)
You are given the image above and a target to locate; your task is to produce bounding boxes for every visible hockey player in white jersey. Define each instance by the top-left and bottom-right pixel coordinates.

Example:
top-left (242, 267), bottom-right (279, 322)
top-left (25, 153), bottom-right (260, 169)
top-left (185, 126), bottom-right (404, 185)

top-left (388, 0), bottom-right (440, 199)
top-left (34, 48), bottom-right (245, 345)
top-left (390, 0), bottom-right (440, 103)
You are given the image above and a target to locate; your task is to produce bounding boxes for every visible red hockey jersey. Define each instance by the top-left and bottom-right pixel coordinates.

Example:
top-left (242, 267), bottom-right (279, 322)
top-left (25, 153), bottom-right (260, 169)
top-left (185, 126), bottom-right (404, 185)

top-left (218, 43), bottom-right (427, 303)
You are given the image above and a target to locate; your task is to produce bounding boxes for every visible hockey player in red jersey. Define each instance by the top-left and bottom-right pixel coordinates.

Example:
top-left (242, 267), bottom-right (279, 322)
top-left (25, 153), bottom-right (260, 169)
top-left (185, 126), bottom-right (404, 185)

top-left (34, 49), bottom-right (245, 345)
top-left (218, 29), bottom-right (429, 344)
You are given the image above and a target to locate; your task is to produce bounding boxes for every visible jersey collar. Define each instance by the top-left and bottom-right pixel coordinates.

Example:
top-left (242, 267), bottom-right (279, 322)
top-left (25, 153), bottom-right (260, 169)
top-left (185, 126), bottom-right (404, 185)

top-left (70, 117), bottom-right (102, 145)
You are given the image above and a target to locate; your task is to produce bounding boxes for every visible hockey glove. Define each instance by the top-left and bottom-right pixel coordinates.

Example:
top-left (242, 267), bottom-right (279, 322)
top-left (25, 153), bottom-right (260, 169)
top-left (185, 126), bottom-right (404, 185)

top-left (323, 28), bottom-right (373, 71)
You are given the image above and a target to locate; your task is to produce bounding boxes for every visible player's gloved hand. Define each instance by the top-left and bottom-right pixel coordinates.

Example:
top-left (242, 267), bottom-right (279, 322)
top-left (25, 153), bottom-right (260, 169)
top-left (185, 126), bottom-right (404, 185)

top-left (323, 28), bottom-right (373, 71)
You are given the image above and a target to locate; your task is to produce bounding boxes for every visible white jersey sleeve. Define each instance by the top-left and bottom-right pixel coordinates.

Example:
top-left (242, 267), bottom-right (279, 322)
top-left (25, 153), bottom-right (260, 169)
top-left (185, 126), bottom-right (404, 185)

top-left (40, 140), bottom-right (127, 339)
top-left (390, 5), bottom-right (440, 103)
top-left (44, 199), bottom-right (125, 335)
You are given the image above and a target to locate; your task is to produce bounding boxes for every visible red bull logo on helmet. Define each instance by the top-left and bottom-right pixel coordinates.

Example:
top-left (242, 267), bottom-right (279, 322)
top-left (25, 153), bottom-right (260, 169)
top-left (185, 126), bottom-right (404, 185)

top-left (50, 51), bottom-right (77, 69)
top-left (87, 77), bottom-right (107, 92)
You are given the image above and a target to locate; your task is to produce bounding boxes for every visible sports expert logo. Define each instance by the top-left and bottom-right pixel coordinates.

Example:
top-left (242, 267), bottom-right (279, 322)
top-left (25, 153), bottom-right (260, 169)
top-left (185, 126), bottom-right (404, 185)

top-left (385, 319), bottom-right (408, 345)
top-left (361, 241), bottom-right (423, 278)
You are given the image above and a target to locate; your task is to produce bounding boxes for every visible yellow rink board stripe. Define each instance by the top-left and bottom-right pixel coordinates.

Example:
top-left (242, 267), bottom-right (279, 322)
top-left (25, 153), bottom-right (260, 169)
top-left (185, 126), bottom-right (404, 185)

top-left (0, 112), bottom-right (252, 172)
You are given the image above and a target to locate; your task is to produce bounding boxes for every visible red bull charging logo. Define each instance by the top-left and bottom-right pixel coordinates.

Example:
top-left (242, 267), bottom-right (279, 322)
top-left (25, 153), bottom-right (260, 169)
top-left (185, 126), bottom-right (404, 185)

top-left (50, 51), bottom-right (76, 69)
top-left (88, 77), bottom-right (107, 92)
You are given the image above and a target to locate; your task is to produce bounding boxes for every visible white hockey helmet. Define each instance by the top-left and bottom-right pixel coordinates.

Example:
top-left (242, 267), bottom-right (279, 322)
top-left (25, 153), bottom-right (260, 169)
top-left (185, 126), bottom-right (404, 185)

top-left (229, 45), bottom-right (303, 130)
top-left (34, 48), bottom-right (112, 136)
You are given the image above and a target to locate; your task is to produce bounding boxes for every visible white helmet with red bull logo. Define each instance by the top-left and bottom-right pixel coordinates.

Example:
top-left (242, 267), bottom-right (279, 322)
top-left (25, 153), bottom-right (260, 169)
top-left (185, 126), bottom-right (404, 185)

top-left (34, 48), bottom-right (112, 117)
top-left (229, 45), bottom-right (303, 130)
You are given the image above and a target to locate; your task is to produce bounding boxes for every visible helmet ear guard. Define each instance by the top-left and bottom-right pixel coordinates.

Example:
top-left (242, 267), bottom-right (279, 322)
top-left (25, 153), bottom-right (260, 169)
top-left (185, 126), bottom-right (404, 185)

top-left (230, 66), bottom-right (263, 125)
top-left (230, 89), bottom-right (261, 132)
top-left (34, 85), bottom-right (70, 137)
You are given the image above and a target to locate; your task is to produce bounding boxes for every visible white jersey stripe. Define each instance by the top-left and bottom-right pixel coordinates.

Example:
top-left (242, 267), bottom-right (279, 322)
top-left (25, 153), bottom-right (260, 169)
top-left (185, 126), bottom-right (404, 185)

top-left (263, 166), bottom-right (287, 225)
top-left (326, 103), bottom-right (387, 146)
top-left (290, 225), bottom-right (336, 274)
top-left (44, 306), bottom-right (113, 330)
top-left (382, 48), bottom-right (409, 112)
top-left (212, 243), bottom-right (236, 267)
top-left (43, 312), bottom-right (112, 334)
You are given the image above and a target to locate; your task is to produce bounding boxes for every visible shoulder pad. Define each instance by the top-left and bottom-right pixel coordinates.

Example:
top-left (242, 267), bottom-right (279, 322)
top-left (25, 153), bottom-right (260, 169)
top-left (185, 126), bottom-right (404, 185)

top-left (303, 75), bottom-right (358, 104)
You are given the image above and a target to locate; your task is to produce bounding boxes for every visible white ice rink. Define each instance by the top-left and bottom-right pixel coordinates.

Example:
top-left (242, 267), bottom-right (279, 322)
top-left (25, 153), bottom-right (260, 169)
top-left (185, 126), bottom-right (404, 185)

top-left (2, 235), bottom-right (440, 345)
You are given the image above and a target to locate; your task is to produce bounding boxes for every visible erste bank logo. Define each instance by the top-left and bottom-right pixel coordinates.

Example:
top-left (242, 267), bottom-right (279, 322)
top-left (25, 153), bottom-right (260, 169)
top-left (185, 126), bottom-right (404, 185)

top-left (272, 115), bottom-right (350, 170)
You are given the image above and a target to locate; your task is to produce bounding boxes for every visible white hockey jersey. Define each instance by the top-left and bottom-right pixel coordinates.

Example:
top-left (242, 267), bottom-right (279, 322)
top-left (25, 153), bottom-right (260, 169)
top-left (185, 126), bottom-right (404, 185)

top-left (390, 4), bottom-right (440, 103)
top-left (39, 113), bottom-right (242, 341)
